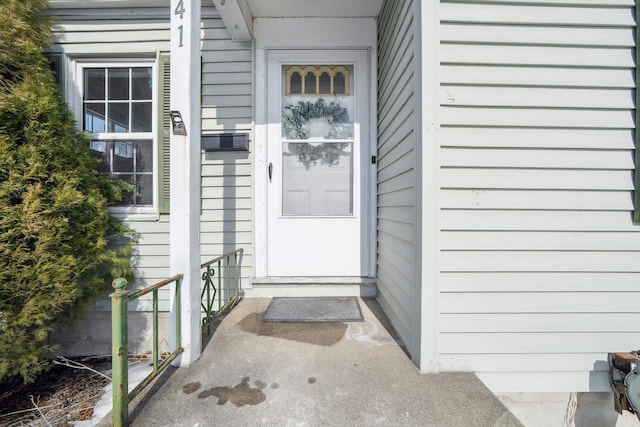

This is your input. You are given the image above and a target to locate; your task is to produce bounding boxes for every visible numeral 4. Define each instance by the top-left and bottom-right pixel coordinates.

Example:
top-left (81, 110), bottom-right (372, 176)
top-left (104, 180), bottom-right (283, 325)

top-left (174, 0), bottom-right (186, 19)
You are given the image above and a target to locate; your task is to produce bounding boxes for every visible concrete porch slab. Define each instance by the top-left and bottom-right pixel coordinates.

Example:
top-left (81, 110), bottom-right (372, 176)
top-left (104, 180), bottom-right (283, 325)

top-left (125, 298), bottom-right (522, 426)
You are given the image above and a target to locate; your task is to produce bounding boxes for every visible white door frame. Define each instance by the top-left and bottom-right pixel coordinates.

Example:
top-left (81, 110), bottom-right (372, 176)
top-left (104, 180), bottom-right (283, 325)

top-left (253, 18), bottom-right (378, 279)
top-left (265, 50), bottom-right (369, 277)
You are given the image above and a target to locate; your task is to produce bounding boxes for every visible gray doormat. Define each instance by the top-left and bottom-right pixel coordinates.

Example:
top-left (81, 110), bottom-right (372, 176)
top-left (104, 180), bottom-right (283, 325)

top-left (262, 297), bottom-right (363, 323)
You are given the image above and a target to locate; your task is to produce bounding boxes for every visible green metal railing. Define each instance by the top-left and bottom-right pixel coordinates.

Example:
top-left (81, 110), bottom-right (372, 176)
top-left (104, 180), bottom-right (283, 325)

top-left (110, 274), bottom-right (183, 427)
top-left (201, 248), bottom-right (244, 334)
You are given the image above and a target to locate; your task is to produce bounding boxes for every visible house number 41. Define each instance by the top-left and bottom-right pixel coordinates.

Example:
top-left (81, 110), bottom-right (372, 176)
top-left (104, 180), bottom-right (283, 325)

top-left (174, 0), bottom-right (186, 47)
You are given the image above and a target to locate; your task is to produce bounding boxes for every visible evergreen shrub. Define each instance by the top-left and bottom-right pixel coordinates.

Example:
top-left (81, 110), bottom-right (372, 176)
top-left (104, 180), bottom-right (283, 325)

top-left (0, 0), bottom-right (134, 383)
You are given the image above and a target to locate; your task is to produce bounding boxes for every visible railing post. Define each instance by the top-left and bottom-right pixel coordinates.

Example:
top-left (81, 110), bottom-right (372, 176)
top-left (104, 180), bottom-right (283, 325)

top-left (153, 289), bottom-right (159, 372)
top-left (111, 278), bottom-right (129, 427)
top-left (175, 277), bottom-right (182, 350)
top-left (217, 260), bottom-right (222, 310)
top-left (225, 256), bottom-right (231, 303)
top-left (234, 252), bottom-right (239, 294)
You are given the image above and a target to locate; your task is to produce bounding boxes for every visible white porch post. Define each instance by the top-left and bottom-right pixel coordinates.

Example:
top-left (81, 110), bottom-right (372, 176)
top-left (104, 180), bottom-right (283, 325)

top-left (170, 0), bottom-right (201, 366)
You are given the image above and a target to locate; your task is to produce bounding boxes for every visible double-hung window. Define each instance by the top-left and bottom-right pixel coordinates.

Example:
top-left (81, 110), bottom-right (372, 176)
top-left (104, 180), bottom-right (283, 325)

top-left (80, 61), bottom-right (157, 213)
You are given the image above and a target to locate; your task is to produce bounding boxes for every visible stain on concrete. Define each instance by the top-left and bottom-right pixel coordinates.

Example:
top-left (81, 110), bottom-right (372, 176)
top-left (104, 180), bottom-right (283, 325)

top-left (197, 377), bottom-right (266, 407)
top-left (182, 382), bottom-right (201, 394)
top-left (271, 383), bottom-right (280, 389)
top-left (307, 377), bottom-right (317, 384)
top-left (346, 319), bottom-right (397, 347)
top-left (237, 312), bottom-right (347, 346)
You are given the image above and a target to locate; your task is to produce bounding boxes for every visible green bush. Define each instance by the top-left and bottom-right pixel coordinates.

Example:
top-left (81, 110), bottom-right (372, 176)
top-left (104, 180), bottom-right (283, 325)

top-left (0, 0), bottom-right (133, 383)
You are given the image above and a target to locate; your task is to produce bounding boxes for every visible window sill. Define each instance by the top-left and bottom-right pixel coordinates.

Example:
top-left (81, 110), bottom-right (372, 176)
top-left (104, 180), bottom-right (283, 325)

top-left (109, 210), bottom-right (161, 222)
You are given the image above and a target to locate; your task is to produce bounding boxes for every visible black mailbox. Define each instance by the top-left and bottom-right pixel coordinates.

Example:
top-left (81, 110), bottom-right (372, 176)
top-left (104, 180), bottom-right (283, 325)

top-left (201, 133), bottom-right (249, 152)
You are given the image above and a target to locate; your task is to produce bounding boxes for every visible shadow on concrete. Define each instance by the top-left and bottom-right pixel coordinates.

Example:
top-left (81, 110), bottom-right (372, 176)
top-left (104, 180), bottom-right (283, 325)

top-left (574, 392), bottom-right (620, 427)
top-left (360, 297), bottom-right (411, 357)
top-left (127, 365), bottom-right (179, 425)
top-left (237, 311), bottom-right (348, 346)
top-left (201, 315), bottom-right (224, 351)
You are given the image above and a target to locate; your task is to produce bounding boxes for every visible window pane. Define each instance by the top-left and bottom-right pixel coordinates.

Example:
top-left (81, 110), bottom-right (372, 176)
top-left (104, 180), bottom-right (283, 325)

top-left (334, 72), bottom-right (346, 95)
top-left (304, 72), bottom-right (316, 94)
top-left (112, 174), bottom-right (152, 206)
top-left (132, 102), bottom-right (152, 132)
top-left (113, 141), bottom-right (134, 172)
top-left (132, 67), bottom-right (152, 100)
top-left (113, 174), bottom-right (135, 206)
top-left (319, 72), bottom-right (331, 94)
top-left (89, 140), bottom-right (110, 173)
top-left (282, 142), bottom-right (353, 216)
top-left (108, 103), bottom-right (129, 132)
top-left (84, 103), bottom-right (105, 133)
top-left (108, 68), bottom-right (129, 100)
top-left (282, 96), bottom-right (354, 140)
top-left (136, 174), bottom-right (153, 205)
top-left (84, 69), bottom-right (105, 100)
top-left (290, 72), bottom-right (302, 94)
top-left (136, 140), bottom-right (153, 172)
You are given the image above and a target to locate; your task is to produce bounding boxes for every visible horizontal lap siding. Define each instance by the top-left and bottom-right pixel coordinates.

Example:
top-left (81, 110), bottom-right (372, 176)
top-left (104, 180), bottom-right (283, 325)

top-left (51, 8), bottom-right (172, 312)
top-left (200, 5), bottom-right (253, 285)
top-left (377, 0), bottom-right (418, 356)
top-left (52, 6), bottom-right (253, 308)
top-left (51, 8), bottom-right (170, 54)
top-left (439, 0), bottom-right (639, 392)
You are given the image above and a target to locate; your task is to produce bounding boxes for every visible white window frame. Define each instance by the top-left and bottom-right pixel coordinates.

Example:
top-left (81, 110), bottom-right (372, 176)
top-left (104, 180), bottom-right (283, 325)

top-left (72, 58), bottom-right (159, 218)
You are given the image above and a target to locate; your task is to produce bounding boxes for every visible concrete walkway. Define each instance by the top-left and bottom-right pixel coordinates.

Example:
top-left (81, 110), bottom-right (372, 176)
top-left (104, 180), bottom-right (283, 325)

top-left (124, 298), bottom-right (523, 427)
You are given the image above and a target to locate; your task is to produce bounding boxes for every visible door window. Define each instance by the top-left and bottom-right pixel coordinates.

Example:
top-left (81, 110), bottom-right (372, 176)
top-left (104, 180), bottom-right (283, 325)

top-left (281, 65), bottom-right (355, 216)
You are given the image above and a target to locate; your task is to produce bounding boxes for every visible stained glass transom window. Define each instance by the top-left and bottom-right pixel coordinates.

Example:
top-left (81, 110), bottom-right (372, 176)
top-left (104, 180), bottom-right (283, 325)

top-left (285, 65), bottom-right (350, 96)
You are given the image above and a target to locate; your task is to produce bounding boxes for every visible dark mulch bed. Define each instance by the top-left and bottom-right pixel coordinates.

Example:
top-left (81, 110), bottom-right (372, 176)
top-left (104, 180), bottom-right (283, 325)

top-left (0, 357), bottom-right (111, 427)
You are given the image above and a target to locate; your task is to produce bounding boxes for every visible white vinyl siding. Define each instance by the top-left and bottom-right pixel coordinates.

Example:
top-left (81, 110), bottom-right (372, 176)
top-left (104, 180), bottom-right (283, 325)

top-left (50, 8), bottom-right (170, 54)
top-left (376, 0), bottom-right (419, 357)
top-left (50, 4), bottom-right (253, 311)
top-left (51, 8), bottom-right (172, 313)
top-left (439, 0), bottom-right (639, 392)
top-left (200, 5), bottom-right (253, 278)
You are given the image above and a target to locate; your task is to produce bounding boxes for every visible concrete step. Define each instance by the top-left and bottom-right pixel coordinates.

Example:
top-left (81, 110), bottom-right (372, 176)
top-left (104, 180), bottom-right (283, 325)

top-left (245, 276), bottom-right (377, 297)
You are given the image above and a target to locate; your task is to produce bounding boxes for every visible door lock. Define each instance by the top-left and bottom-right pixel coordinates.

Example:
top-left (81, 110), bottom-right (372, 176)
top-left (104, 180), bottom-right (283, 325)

top-left (268, 162), bottom-right (273, 181)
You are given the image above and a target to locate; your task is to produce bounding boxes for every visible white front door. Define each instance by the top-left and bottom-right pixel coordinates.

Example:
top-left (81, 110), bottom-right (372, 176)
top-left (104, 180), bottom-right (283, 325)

top-left (266, 50), bottom-right (371, 277)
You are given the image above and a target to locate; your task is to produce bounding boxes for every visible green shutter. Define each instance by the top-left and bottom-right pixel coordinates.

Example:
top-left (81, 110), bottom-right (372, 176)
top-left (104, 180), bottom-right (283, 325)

top-left (158, 54), bottom-right (171, 214)
top-left (44, 53), bottom-right (63, 88)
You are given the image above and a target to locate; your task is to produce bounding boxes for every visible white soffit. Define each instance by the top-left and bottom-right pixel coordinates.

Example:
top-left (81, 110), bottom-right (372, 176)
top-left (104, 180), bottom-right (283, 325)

top-left (246, 0), bottom-right (384, 18)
